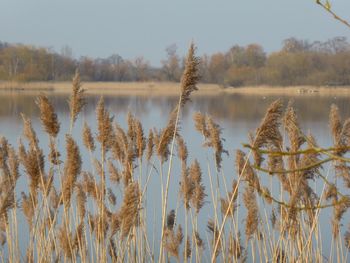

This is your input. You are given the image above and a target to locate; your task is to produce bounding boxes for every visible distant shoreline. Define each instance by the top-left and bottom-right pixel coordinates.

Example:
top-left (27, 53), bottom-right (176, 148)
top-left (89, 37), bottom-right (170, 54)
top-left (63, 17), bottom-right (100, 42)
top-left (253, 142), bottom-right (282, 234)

top-left (0, 81), bottom-right (349, 96)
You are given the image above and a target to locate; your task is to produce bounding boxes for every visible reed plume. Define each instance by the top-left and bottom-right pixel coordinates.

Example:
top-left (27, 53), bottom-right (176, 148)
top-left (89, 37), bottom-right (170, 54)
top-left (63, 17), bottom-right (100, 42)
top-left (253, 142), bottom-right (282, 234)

top-left (345, 225), bottom-right (350, 250)
top-left (189, 159), bottom-right (206, 214)
top-left (119, 182), bottom-right (140, 238)
top-left (205, 116), bottom-right (228, 170)
top-left (330, 104), bottom-right (342, 147)
top-left (96, 97), bottom-right (114, 153)
top-left (227, 232), bottom-right (243, 261)
top-left (156, 109), bottom-right (177, 162)
top-left (180, 166), bottom-right (194, 210)
top-left (69, 69), bottom-right (85, 129)
top-left (146, 129), bottom-right (154, 162)
top-left (82, 122), bottom-right (95, 152)
top-left (194, 231), bottom-right (204, 249)
top-left (7, 145), bottom-right (19, 186)
top-left (36, 94), bottom-right (60, 137)
top-left (207, 219), bottom-right (221, 259)
top-left (177, 135), bottom-right (188, 166)
top-left (75, 183), bottom-right (87, 221)
top-left (135, 118), bottom-right (146, 159)
top-left (48, 138), bottom-right (61, 165)
top-left (163, 224), bottom-right (183, 260)
top-left (18, 140), bottom-right (43, 202)
top-left (180, 42), bottom-right (200, 108)
top-left (167, 209), bottom-right (176, 230)
top-left (283, 102), bottom-right (305, 153)
top-left (220, 180), bottom-right (238, 217)
top-left (242, 186), bottom-right (259, 240)
top-left (193, 112), bottom-right (209, 138)
top-left (107, 188), bottom-right (116, 206)
top-left (184, 237), bottom-right (191, 260)
top-left (21, 192), bottom-right (35, 228)
top-left (108, 238), bottom-right (118, 261)
top-left (236, 150), bottom-right (261, 191)
top-left (107, 160), bottom-right (121, 184)
top-left (62, 135), bottom-right (81, 207)
top-left (251, 99), bottom-right (283, 166)
top-left (127, 111), bottom-right (136, 143)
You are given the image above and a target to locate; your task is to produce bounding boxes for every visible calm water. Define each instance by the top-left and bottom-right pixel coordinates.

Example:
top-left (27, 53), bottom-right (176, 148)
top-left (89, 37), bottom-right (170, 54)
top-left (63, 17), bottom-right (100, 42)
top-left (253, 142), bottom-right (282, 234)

top-left (0, 90), bottom-right (349, 261)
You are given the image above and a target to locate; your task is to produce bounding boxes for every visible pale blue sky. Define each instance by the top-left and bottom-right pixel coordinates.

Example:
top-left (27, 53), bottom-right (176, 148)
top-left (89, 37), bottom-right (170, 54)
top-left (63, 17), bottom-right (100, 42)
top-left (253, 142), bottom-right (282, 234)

top-left (1, 0), bottom-right (350, 65)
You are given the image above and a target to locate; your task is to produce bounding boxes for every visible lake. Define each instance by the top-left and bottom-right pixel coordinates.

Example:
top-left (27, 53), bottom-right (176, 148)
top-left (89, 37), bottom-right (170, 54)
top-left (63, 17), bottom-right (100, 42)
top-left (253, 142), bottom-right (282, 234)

top-left (0, 89), bottom-right (349, 262)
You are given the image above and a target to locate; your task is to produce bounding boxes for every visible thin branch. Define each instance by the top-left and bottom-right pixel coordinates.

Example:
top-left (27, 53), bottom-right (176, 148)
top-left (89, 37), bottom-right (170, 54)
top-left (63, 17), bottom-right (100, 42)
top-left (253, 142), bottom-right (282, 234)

top-left (316, 1), bottom-right (350, 29)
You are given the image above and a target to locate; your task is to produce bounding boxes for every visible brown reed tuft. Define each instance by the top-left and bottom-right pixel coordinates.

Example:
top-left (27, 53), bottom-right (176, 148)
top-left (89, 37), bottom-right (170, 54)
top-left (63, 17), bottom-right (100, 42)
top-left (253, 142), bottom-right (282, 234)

top-left (252, 99), bottom-right (283, 166)
top-left (283, 102), bottom-right (305, 153)
top-left (62, 135), bottom-right (82, 207)
top-left (345, 225), bottom-right (350, 251)
top-left (163, 224), bottom-right (183, 260)
top-left (82, 122), bottom-right (95, 152)
top-left (110, 212), bottom-right (121, 237)
top-left (146, 129), bottom-right (154, 162)
top-left (243, 186), bottom-right (259, 240)
top-left (180, 43), bottom-right (200, 107)
top-left (177, 135), bottom-right (188, 166)
top-left (332, 196), bottom-right (350, 238)
top-left (109, 238), bottom-right (118, 261)
top-left (21, 192), bottom-right (35, 228)
top-left (330, 104), bottom-right (342, 144)
top-left (7, 145), bottom-right (19, 186)
top-left (93, 211), bottom-right (110, 243)
top-left (127, 111), bottom-right (136, 143)
top-left (18, 139), bottom-right (44, 202)
top-left (167, 209), bottom-right (176, 230)
top-left (107, 160), bottom-right (121, 184)
top-left (329, 104), bottom-right (350, 156)
top-left (189, 159), bottom-right (206, 213)
top-left (193, 112), bottom-right (210, 138)
top-left (119, 181), bottom-right (140, 238)
top-left (236, 150), bottom-right (261, 191)
top-left (205, 116), bottom-right (228, 170)
top-left (227, 232), bottom-right (243, 260)
top-left (194, 231), bottom-right (204, 249)
top-left (107, 188), bottom-right (116, 206)
top-left (93, 158), bottom-right (104, 179)
top-left (221, 180), bottom-right (239, 217)
top-left (49, 186), bottom-right (60, 210)
top-left (75, 183), bottom-right (87, 221)
top-left (156, 109), bottom-right (178, 162)
top-left (207, 219), bottom-right (221, 258)
top-left (267, 146), bottom-right (285, 176)
top-left (74, 222), bottom-right (85, 253)
top-left (335, 162), bottom-right (350, 188)
top-left (69, 69), bottom-right (85, 127)
top-left (135, 118), bottom-right (146, 159)
top-left (58, 225), bottom-right (74, 259)
top-left (0, 233), bottom-right (5, 247)
top-left (21, 114), bottom-right (40, 150)
top-left (36, 94), bottom-right (60, 137)
top-left (325, 183), bottom-right (338, 201)
top-left (179, 166), bottom-right (194, 210)
top-left (184, 236), bottom-right (191, 260)
top-left (96, 97), bottom-right (114, 153)
top-left (111, 125), bottom-right (125, 162)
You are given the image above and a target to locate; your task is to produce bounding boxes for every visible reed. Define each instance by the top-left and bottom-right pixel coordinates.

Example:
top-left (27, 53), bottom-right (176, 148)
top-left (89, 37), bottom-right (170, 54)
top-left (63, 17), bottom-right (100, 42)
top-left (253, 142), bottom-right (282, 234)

top-left (0, 44), bottom-right (349, 263)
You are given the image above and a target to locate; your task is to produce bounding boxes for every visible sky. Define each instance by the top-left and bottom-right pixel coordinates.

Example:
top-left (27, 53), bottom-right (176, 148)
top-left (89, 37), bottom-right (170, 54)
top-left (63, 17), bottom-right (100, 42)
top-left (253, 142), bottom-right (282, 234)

top-left (1, 0), bottom-right (350, 65)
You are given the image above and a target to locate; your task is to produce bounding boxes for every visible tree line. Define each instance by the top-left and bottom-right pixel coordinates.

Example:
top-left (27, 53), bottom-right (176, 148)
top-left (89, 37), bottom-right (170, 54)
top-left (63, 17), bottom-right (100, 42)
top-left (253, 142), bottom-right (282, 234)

top-left (0, 37), bottom-right (350, 86)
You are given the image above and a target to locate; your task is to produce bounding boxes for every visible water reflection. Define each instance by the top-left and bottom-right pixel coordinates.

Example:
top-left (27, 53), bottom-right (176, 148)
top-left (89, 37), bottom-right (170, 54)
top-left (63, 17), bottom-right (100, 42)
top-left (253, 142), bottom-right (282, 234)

top-left (1, 91), bottom-right (349, 123)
